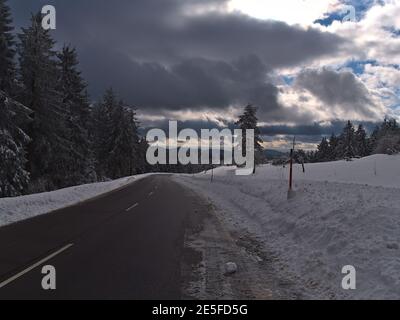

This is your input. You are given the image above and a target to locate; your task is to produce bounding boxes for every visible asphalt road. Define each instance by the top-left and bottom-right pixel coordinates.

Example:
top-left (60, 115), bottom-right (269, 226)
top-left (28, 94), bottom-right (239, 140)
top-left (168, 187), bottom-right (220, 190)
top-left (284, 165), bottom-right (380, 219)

top-left (0, 175), bottom-right (201, 300)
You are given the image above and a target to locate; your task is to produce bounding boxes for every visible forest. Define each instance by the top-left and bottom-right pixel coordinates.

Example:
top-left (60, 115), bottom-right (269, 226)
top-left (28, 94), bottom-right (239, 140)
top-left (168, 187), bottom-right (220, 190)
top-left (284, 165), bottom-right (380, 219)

top-left (0, 2), bottom-right (263, 197)
top-left (295, 119), bottom-right (400, 164)
top-left (0, 4), bottom-right (150, 197)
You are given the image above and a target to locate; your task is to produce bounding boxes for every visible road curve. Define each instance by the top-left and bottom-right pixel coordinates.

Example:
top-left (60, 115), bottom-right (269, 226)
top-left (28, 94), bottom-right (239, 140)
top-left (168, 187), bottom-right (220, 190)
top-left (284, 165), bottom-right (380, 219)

top-left (0, 175), bottom-right (202, 300)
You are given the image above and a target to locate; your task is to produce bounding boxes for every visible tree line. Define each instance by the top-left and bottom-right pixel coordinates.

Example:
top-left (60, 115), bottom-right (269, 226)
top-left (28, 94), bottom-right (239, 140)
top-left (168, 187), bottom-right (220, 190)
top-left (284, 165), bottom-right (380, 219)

top-left (295, 119), bottom-right (400, 163)
top-left (0, 2), bottom-right (149, 197)
top-left (0, 1), bottom-right (264, 197)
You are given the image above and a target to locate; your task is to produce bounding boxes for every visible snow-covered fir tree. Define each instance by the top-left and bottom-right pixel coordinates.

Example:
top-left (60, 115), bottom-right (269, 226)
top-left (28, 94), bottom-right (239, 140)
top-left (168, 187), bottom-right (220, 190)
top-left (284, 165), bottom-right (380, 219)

top-left (57, 45), bottom-right (96, 185)
top-left (0, 91), bottom-right (31, 197)
top-left (136, 137), bottom-right (150, 174)
top-left (338, 120), bottom-right (356, 159)
top-left (91, 89), bottom-right (142, 179)
top-left (18, 13), bottom-right (71, 191)
top-left (0, 0), bottom-right (32, 197)
top-left (0, 0), bottom-right (15, 94)
top-left (315, 137), bottom-right (330, 162)
top-left (236, 104), bottom-right (264, 173)
top-left (91, 88), bottom-right (116, 179)
top-left (355, 124), bottom-right (368, 157)
top-left (372, 118), bottom-right (400, 154)
top-left (328, 134), bottom-right (339, 160)
top-left (108, 104), bottom-right (140, 178)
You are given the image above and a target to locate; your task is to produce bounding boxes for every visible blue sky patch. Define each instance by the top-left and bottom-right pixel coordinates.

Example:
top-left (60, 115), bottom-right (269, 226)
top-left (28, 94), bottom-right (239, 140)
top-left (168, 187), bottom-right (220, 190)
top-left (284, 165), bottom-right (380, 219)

top-left (383, 27), bottom-right (400, 37)
top-left (314, 0), bottom-right (379, 26)
top-left (283, 76), bottom-right (295, 86)
top-left (342, 60), bottom-right (378, 75)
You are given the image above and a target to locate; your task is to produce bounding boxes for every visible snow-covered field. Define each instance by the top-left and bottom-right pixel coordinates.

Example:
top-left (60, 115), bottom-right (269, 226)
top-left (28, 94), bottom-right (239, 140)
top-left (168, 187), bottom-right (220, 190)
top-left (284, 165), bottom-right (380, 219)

top-left (175, 154), bottom-right (400, 299)
top-left (2, 154), bottom-right (400, 299)
top-left (0, 174), bottom-right (152, 227)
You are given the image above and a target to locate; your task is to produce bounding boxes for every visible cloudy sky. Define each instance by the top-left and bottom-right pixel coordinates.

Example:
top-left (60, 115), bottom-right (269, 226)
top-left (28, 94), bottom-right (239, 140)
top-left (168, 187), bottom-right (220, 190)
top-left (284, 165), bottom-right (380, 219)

top-left (10, 0), bottom-right (400, 150)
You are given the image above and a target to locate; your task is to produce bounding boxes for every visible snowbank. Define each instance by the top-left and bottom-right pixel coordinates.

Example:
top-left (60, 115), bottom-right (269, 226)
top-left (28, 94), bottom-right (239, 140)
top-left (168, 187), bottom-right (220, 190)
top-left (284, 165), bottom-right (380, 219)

top-left (0, 174), bottom-right (152, 227)
top-left (175, 154), bottom-right (400, 299)
top-left (204, 154), bottom-right (400, 188)
top-left (267, 154), bottom-right (400, 188)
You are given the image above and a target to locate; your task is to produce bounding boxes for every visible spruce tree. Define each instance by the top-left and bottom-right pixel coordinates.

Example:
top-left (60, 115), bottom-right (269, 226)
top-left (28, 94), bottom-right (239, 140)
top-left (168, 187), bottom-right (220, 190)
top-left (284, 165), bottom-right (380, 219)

top-left (368, 125), bottom-right (380, 154)
top-left (108, 104), bottom-right (140, 179)
top-left (137, 137), bottom-right (150, 174)
top-left (57, 45), bottom-right (95, 185)
top-left (0, 0), bottom-right (33, 197)
top-left (338, 121), bottom-right (356, 159)
top-left (372, 118), bottom-right (400, 154)
top-left (316, 137), bottom-right (330, 162)
top-left (18, 13), bottom-right (68, 190)
top-left (91, 89), bottom-right (142, 179)
top-left (91, 88), bottom-right (116, 179)
top-left (236, 104), bottom-right (264, 173)
top-left (0, 0), bottom-right (15, 93)
top-left (0, 91), bottom-right (32, 197)
top-left (328, 134), bottom-right (339, 160)
top-left (355, 124), bottom-right (368, 157)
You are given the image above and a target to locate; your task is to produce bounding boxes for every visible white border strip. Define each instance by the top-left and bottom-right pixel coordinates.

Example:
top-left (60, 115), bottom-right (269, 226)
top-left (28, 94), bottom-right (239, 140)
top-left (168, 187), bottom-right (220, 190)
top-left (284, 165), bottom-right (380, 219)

top-left (0, 243), bottom-right (74, 289)
top-left (126, 203), bottom-right (139, 211)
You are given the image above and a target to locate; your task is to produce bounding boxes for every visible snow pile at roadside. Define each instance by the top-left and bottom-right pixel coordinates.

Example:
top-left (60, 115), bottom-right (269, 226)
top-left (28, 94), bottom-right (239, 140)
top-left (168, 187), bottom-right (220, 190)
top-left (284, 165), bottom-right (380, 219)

top-left (175, 154), bottom-right (400, 299)
top-left (0, 174), bottom-right (152, 227)
top-left (267, 154), bottom-right (400, 188)
top-left (204, 154), bottom-right (400, 188)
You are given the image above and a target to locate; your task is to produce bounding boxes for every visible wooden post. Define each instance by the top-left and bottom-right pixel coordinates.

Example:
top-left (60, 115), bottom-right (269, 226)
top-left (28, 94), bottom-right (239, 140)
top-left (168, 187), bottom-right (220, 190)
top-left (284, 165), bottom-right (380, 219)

top-left (289, 148), bottom-right (293, 191)
top-left (288, 137), bottom-right (296, 194)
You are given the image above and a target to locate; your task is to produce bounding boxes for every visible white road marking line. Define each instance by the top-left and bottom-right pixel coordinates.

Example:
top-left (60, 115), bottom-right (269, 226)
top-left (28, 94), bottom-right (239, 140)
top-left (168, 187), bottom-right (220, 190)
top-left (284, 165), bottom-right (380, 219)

top-left (126, 203), bottom-right (139, 211)
top-left (0, 243), bottom-right (74, 289)
top-left (148, 191), bottom-right (154, 196)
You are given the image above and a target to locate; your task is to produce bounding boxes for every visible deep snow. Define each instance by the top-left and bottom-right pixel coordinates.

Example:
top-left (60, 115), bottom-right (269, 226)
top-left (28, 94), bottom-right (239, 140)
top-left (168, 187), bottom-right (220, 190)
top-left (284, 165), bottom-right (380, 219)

top-left (175, 154), bottom-right (400, 299)
top-left (1, 154), bottom-right (400, 299)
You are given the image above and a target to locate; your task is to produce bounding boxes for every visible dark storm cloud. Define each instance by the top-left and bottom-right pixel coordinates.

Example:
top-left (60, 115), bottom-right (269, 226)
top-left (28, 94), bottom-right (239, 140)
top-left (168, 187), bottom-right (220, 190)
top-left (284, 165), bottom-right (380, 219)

top-left (260, 122), bottom-right (345, 136)
top-left (295, 68), bottom-right (379, 118)
top-left (77, 48), bottom-right (280, 110)
top-left (9, 0), bottom-right (347, 119)
top-left (27, 0), bottom-right (345, 67)
top-left (141, 118), bottom-right (235, 135)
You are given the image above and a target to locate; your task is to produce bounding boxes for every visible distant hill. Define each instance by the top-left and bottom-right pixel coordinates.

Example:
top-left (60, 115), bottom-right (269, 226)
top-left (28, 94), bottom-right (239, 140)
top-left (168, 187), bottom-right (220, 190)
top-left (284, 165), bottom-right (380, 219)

top-left (264, 149), bottom-right (287, 159)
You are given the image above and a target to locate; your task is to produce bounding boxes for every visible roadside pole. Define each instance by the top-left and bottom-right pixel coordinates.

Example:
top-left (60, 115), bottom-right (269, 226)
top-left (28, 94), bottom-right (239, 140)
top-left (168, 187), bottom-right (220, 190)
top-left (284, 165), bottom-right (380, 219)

top-left (288, 136), bottom-right (296, 199)
top-left (289, 148), bottom-right (293, 191)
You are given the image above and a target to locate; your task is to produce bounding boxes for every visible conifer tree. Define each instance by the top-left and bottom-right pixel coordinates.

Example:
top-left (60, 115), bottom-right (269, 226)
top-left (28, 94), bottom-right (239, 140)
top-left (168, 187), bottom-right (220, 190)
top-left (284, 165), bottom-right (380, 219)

top-left (328, 134), bottom-right (339, 160)
top-left (338, 121), bottom-right (356, 159)
top-left (91, 89), bottom-right (142, 179)
top-left (372, 118), bottom-right (400, 155)
top-left (108, 104), bottom-right (140, 179)
top-left (57, 45), bottom-right (95, 185)
top-left (0, 91), bottom-right (31, 197)
top-left (316, 137), bottom-right (330, 162)
top-left (137, 137), bottom-right (150, 174)
top-left (0, 0), bottom-right (15, 93)
top-left (91, 88), bottom-right (116, 179)
top-left (355, 124), bottom-right (368, 157)
top-left (236, 104), bottom-right (264, 173)
top-left (18, 13), bottom-right (68, 190)
top-left (0, 1), bottom-right (32, 196)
